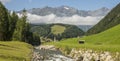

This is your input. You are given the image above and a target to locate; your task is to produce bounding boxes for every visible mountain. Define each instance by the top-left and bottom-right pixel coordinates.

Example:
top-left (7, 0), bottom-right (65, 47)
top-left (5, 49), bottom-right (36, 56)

top-left (87, 3), bottom-right (120, 35)
top-left (17, 6), bottom-right (110, 32)
top-left (18, 6), bottom-right (110, 17)
top-left (30, 23), bottom-right (84, 41)
top-left (46, 24), bottom-right (120, 52)
top-left (88, 7), bottom-right (110, 16)
top-left (77, 25), bottom-right (93, 32)
top-left (83, 24), bottom-right (120, 45)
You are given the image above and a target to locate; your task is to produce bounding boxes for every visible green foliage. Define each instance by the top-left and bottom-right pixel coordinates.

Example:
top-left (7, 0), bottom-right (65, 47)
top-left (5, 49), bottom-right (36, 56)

top-left (12, 10), bottom-right (41, 45)
top-left (30, 24), bottom-right (51, 37)
top-left (87, 3), bottom-right (120, 35)
top-left (12, 14), bottom-right (27, 42)
top-left (83, 24), bottom-right (120, 45)
top-left (62, 25), bottom-right (84, 38)
top-left (8, 12), bottom-right (18, 40)
top-left (45, 24), bottom-right (120, 52)
top-left (27, 33), bottom-right (41, 46)
top-left (31, 24), bottom-right (84, 41)
top-left (0, 2), bottom-right (40, 45)
top-left (0, 2), bottom-right (9, 41)
top-left (0, 41), bottom-right (32, 61)
top-left (49, 24), bottom-right (84, 41)
top-left (0, 2), bottom-right (40, 61)
top-left (51, 25), bottom-right (66, 35)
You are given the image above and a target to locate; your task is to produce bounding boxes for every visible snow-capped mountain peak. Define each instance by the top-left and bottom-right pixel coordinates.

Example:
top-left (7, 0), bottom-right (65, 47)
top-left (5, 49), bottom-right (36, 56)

top-left (18, 6), bottom-right (110, 17)
top-left (64, 7), bottom-right (70, 10)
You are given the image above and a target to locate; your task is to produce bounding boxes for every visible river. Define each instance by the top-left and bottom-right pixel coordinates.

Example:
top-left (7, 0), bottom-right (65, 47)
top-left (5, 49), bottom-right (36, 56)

top-left (32, 45), bottom-right (75, 61)
top-left (31, 45), bottom-right (120, 61)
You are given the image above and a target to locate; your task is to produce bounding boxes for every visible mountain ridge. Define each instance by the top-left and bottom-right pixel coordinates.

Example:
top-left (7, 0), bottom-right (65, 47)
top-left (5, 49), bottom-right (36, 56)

top-left (18, 6), bottom-right (110, 17)
top-left (87, 3), bottom-right (120, 35)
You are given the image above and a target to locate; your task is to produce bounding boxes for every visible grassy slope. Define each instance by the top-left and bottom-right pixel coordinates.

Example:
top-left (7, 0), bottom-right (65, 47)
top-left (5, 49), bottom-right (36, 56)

top-left (83, 24), bottom-right (120, 45)
top-left (51, 25), bottom-right (66, 35)
top-left (0, 41), bottom-right (32, 61)
top-left (45, 24), bottom-right (120, 52)
top-left (87, 3), bottom-right (120, 35)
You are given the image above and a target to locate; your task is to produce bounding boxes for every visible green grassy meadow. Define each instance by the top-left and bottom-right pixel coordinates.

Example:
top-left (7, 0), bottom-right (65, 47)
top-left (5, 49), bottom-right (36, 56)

top-left (0, 41), bottom-right (33, 61)
top-left (51, 25), bottom-right (66, 35)
top-left (45, 24), bottom-right (120, 52)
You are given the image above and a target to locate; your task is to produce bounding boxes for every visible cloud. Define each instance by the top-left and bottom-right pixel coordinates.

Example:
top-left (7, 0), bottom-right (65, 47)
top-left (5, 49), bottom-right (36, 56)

top-left (0, 0), bottom-right (11, 4)
top-left (26, 13), bottom-right (103, 25)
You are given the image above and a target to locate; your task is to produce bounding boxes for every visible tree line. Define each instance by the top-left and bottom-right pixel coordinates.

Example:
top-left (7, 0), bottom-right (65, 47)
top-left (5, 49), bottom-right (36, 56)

top-left (86, 3), bottom-right (120, 35)
top-left (0, 2), bottom-right (40, 46)
top-left (31, 24), bottom-right (84, 41)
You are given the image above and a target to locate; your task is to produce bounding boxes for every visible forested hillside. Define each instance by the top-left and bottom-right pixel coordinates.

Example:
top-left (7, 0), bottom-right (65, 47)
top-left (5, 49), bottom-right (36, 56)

top-left (30, 24), bottom-right (84, 41)
top-left (87, 3), bottom-right (120, 35)
top-left (46, 24), bottom-right (120, 52)
top-left (0, 2), bottom-right (40, 45)
top-left (0, 2), bottom-right (39, 61)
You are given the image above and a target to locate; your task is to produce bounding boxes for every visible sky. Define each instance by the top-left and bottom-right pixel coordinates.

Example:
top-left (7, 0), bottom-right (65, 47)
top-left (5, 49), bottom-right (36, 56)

top-left (1, 0), bottom-right (120, 25)
top-left (1, 0), bottom-right (120, 11)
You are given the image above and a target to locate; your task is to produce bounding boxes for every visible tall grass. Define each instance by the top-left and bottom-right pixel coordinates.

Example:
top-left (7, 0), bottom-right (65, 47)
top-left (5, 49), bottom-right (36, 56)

top-left (0, 41), bottom-right (33, 61)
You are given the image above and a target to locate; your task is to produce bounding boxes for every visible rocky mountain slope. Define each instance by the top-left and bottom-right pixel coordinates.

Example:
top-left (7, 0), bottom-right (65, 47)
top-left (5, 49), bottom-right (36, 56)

top-left (87, 3), bottom-right (120, 35)
top-left (18, 6), bottom-right (110, 17)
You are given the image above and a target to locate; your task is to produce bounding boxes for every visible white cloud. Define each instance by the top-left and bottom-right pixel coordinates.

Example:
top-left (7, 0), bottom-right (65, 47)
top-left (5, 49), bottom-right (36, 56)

top-left (0, 0), bottom-right (11, 4)
top-left (26, 13), bottom-right (103, 25)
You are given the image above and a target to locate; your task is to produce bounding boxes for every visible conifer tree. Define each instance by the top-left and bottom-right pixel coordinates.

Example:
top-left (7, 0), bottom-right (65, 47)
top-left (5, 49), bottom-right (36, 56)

top-left (12, 9), bottom-right (27, 41)
top-left (0, 2), bottom-right (9, 41)
top-left (8, 12), bottom-right (18, 40)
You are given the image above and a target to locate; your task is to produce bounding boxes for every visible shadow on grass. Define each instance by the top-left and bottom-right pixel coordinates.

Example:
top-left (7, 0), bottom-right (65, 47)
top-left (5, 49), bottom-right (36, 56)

top-left (0, 55), bottom-right (26, 61)
top-left (0, 44), bottom-right (20, 49)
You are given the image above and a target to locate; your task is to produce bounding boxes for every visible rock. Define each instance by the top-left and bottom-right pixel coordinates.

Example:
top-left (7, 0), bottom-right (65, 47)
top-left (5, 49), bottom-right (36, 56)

top-left (32, 45), bottom-right (75, 61)
top-left (76, 56), bottom-right (83, 61)
top-left (32, 45), bottom-right (120, 61)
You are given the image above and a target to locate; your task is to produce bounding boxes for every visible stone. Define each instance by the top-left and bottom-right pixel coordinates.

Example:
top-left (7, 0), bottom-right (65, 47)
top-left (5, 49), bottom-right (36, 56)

top-left (76, 56), bottom-right (83, 61)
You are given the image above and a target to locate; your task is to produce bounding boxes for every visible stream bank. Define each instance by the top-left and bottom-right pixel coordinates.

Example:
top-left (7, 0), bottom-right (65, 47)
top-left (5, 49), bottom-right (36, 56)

top-left (32, 45), bottom-right (120, 61)
top-left (32, 45), bottom-right (74, 61)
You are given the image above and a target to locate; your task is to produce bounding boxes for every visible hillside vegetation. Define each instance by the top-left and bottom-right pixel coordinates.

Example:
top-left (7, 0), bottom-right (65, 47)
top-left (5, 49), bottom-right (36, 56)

top-left (30, 24), bottom-right (51, 37)
top-left (0, 41), bottom-right (32, 61)
top-left (45, 24), bottom-right (120, 52)
top-left (0, 2), bottom-right (39, 61)
top-left (87, 3), bottom-right (120, 35)
top-left (83, 24), bottom-right (120, 45)
top-left (51, 25), bottom-right (66, 35)
top-left (0, 2), bottom-right (40, 45)
top-left (31, 24), bottom-right (84, 41)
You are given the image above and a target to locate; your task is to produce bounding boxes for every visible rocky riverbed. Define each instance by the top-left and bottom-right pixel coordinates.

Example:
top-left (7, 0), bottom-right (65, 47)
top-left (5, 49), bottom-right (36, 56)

top-left (32, 45), bottom-right (74, 61)
top-left (68, 49), bottom-right (120, 61)
top-left (32, 45), bottom-right (120, 61)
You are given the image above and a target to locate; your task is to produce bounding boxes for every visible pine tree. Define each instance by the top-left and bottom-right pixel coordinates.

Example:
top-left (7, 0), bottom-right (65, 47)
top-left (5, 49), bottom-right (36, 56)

top-left (0, 2), bottom-right (9, 41)
top-left (12, 18), bottom-right (23, 41)
top-left (12, 9), bottom-right (41, 45)
top-left (12, 9), bottom-right (29, 42)
top-left (8, 12), bottom-right (18, 40)
top-left (12, 9), bottom-right (26, 41)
